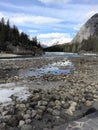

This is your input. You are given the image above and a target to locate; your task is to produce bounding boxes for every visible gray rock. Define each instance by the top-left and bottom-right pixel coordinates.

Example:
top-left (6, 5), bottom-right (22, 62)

top-left (25, 119), bottom-right (31, 124)
top-left (23, 114), bottom-right (31, 120)
top-left (41, 101), bottom-right (48, 106)
top-left (47, 108), bottom-right (53, 113)
top-left (19, 120), bottom-right (25, 127)
top-left (32, 110), bottom-right (37, 118)
top-left (21, 124), bottom-right (32, 130)
top-left (2, 111), bottom-right (8, 116)
top-left (62, 102), bottom-right (70, 109)
top-left (52, 110), bottom-right (60, 116)
top-left (38, 105), bottom-right (46, 111)
top-left (55, 100), bottom-right (61, 106)
top-left (35, 114), bottom-right (42, 120)
top-left (26, 110), bottom-right (32, 115)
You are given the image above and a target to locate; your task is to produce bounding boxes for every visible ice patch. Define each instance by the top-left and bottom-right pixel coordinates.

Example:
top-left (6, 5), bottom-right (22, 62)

top-left (0, 83), bottom-right (30, 104)
top-left (83, 53), bottom-right (96, 56)
top-left (51, 60), bottom-right (72, 67)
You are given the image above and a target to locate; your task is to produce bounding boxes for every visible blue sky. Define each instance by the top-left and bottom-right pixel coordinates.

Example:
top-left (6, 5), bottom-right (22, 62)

top-left (0, 0), bottom-right (98, 47)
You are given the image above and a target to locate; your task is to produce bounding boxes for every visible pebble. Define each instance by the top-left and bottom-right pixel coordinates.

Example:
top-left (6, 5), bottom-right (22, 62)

top-left (19, 120), bottom-right (25, 127)
top-left (21, 124), bottom-right (32, 130)
top-left (23, 114), bottom-right (31, 120)
top-left (52, 110), bottom-right (60, 116)
top-left (85, 100), bottom-right (93, 107)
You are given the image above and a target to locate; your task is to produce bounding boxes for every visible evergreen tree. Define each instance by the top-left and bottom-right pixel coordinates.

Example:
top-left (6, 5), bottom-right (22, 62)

top-left (0, 17), bottom-right (42, 53)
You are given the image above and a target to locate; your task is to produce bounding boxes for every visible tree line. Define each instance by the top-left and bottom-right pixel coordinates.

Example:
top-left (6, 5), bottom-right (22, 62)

top-left (0, 18), bottom-right (42, 53)
top-left (45, 36), bottom-right (98, 53)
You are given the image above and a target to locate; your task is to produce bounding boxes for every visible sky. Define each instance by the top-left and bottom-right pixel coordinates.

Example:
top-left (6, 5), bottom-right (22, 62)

top-left (0, 0), bottom-right (98, 47)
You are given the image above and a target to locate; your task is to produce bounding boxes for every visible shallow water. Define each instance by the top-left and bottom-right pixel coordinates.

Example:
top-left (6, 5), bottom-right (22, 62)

top-left (19, 59), bottom-right (74, 77)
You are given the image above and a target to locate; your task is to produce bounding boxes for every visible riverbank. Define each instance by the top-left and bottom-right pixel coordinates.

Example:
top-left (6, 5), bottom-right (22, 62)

top-left (0, 55), bottom-right (98, 130)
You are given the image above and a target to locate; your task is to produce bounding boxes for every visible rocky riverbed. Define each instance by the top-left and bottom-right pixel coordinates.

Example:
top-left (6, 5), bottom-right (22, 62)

top-left (0, 55), bottom-right (98, 130)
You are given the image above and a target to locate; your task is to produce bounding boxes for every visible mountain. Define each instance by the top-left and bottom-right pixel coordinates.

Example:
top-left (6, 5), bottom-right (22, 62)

top-left (45, 13), bottom-right (98, 53)
top-left (44, 43), bottom-right (67, 52)
top-left (71, 13), bottom-right (98, 44)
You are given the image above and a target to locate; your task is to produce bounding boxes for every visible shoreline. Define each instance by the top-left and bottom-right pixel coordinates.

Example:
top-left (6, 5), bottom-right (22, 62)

top-left (0, 55), bottom-right (98, 130)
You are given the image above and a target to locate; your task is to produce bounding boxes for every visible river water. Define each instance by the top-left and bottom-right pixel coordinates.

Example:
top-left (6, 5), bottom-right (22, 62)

top-left (18, 52), bottom-right (78, 77)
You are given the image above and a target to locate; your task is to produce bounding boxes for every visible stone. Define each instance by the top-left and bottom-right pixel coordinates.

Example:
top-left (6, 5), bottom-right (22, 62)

top-left (52, 110), bottom-right (60, 116)
top-left (32, 95), bottom-right (40, 101)
top-left (47, 108), bottom-right (53, 113)
top-left (2, 111), bottom-right (8, 116)
top-left (93, 101), bottom-right (98, 110)
top-left (7, 116), bottom-right (19, 127)
top-left (62, 102), bottom-right (70, 109)
top-left (19, 104), bottom-right (26, 108)
top-left (32, 110), bottom-right (37, 118)
top-left (23, 114), bottom-right (31, 120)
top-left (25, 119), bottom-right (31, 124)
top-left (85, 100), bottom-right (93, 107)
top-left (21, 124), bottom-right (32, 130)
top-left (19, 120), bottom-right (25, 127)
top-left (55, 100), bottom-right (61, 106)
top-left (3, 115), bottom-right (11, 120)
top-left (26, 110), bottom-right (32, 115)
top-left (41, 101), bottom-right (48, 106)
top-left (66, 101), bottom-right (77, 116)
top-left (35, 114), bottom-right (42, 120)
top-left (38, 105), bottom-right (46, 111)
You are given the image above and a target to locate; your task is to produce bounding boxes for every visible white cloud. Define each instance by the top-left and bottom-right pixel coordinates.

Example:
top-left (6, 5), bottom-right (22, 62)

top-left (28, 29), bottom-right (38, 33)
top-left (38, 0), bottom-right (71, 4)
top-left (0, 11), bottom-right (62, 27)
top-left (38, 33), bottom-right (67, 39)
top-left (11, 14), bottom-right (61, 25)
top-left (37, 33), bottom-right (72, 47)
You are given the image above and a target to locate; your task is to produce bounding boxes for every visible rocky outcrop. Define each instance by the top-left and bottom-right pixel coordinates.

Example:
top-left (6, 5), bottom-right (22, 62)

top-left (71, 13), bottom-right (98, 44)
